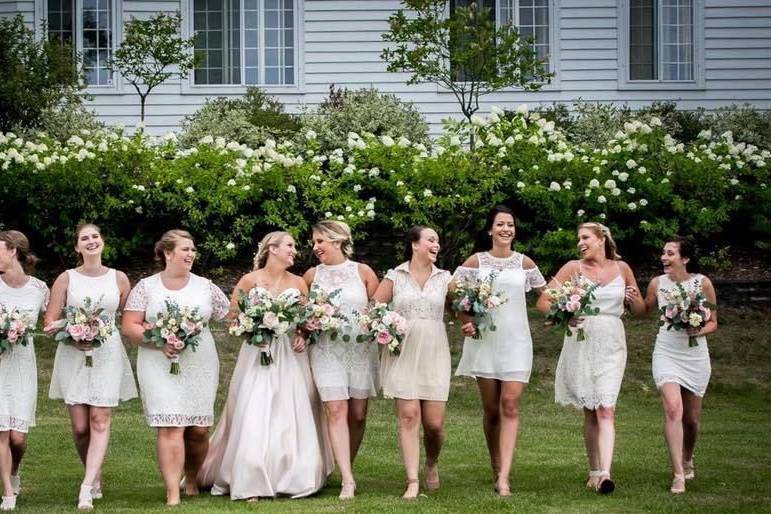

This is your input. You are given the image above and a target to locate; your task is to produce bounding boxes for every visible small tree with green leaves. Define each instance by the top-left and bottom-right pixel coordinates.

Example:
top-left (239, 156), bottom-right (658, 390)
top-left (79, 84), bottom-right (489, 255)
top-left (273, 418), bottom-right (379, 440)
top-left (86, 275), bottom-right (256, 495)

top-left (108, 12), bottom-right (196, 122)
top-left (382, 0), bottom-right (553, 128)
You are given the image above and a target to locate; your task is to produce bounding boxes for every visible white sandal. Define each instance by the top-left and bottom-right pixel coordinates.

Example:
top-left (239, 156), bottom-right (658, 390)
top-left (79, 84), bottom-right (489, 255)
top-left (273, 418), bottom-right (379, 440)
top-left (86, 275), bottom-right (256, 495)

top-left (596, 471), bottom-right (615, 494)
top-left (586, 469), bottom-right (601, 489)
top-left (671, 473), bottom-right (686, 494)
top-left (683, 458), bottom-right (695, 480)
top-left (0, 496), bottom-right (15, 511)
top-left (77, 484), bottom-right (93, 511)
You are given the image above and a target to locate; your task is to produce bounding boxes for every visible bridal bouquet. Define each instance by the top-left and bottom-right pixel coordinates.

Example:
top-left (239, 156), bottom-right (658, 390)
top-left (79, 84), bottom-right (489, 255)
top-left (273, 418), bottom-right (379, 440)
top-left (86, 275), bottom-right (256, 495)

top-left (53, 297), bottom-right (113, 367)
top-left (143, 300), bottom-right (205, 374)
top-left (300, 285), bottom-right (349, 344)
top-left (545, 275), bottom-right (600, 342)
top-left (230, 287), bottom-right (303, 365)
top-left (0, 304), bottom-right (34, 355)
top-left (659, 282), bottom-right (713, 347)
top-left (450, 271), bottom-right (508, 340)
top-left (356, 302), bottom-right (408, 355)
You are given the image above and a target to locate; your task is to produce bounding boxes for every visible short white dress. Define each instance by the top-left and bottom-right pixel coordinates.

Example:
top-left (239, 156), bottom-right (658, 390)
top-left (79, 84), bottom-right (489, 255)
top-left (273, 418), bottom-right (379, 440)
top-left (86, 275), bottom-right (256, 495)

top-left (652, 274), bottom-right (712, 397)
top-left (199, 288), bottom-right (334, 499)
top-left (455, 252), bottom-right (546, 382)
top-left (380, 262), bottom-right (452, 401)
top-left (125, 273), bottom-right (229, 427)
top-left (309, 260), bottom-right (379, 401)
top-left (0, 276), bottom-right (48, 432)
top-left (555, 273), bottom-right (627, 410)
top-left (49, 269), bottom-right (137, 406)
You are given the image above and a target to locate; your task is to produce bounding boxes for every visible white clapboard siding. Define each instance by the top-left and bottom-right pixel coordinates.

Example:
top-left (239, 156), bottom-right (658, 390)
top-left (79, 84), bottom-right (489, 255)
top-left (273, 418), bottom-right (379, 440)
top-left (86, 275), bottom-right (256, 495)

top-left (2, 0), bottom-right (770, 135)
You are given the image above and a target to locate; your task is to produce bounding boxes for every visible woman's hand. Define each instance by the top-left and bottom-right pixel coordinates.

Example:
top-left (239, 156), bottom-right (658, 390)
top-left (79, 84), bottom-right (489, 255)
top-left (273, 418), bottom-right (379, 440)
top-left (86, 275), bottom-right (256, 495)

top-left (292, 333), bottom-right (306, 353)
top-left (568, 317), bottom-right (584, 328)
top-left (461, 321), bottom-right (477, 338)
top-left (43, 319), bottom-right (66, 336)
top-left (624, 285), bottom-right (640, 305)
top-left (686, 327), bottom-right (703, 337)
top-left (162, 343), bottom-right (180, 359)
top-left (75, 341), bottom-right (93, 352)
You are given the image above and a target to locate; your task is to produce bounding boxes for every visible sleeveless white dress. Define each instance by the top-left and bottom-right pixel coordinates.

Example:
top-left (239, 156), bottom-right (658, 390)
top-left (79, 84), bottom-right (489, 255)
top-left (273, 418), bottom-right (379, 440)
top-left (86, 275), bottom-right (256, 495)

top-left (199, 287), bottom-right (333, 499)
top-left (49, 269), bottom-right (138, 406)
top-left (125, 273), bottom-right (229, 427)
top-left (554, 273), bottom-right (627, 410)
top-left (652, 274), bottom-right (712, 397)
top-left (380, 262), bottom-right (452, 401)
top-left (0, 276), bottom-right (48, 433)
top-left (455, 252), bottom-right (546, 382)
top-left (309, 260), bottom-right (379, 401)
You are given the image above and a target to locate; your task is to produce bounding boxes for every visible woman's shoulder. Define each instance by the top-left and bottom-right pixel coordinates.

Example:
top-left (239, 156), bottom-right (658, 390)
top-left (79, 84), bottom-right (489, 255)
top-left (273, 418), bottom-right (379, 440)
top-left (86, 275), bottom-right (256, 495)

top-left (28, 276), bottom-right (50, 294)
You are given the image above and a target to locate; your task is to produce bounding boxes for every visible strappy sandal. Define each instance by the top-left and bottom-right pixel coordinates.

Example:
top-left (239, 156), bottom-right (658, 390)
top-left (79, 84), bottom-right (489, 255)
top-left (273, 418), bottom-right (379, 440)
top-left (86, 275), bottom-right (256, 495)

top-left (586, 469), bottom-right (602, 489)
top-left (683, 458), bottom-right (695, 480)
top-left (0, 496), bottom-right (16, 511)
top-left (339, 481), bottom-right (356, 500)
top-left (424, 463), bottom-right (440, 491)
top-left (596, 471), bottom-right (615, 495)
top-left (402, 478), bottom-right (419, 500)
top-left (670, 473), bottom-right (686, 494)
top-left (495, 476), bottom-right (512, 497)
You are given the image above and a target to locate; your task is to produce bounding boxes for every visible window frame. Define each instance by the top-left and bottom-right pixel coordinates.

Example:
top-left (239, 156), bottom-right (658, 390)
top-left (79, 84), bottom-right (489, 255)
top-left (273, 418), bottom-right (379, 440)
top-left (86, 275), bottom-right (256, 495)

top-left (35, 0), bottom-right (123, 94)
top-left (618, 0), bottom-right (705, 90)
top-left (440, 0), bottom-right (560, 93)
top-left (181, 0), bottom-right (304, 94)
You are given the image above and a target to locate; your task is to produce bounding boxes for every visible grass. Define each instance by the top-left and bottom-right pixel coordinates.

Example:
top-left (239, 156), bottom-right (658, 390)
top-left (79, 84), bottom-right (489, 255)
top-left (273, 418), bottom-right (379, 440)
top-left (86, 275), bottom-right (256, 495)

top-left (16, 307), bottom-right (771, 513)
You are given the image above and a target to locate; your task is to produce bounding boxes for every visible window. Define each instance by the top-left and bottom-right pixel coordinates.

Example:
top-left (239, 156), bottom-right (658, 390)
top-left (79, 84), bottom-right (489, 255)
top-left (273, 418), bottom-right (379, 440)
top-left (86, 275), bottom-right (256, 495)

top-left (192, 0), bottom-right (296, 86)
top-left (629, 0), bottom-right (694, 81)
top-left (449, 0), bottom-right (551, 81)
top-left (46, 0), bottom-right (115, 86)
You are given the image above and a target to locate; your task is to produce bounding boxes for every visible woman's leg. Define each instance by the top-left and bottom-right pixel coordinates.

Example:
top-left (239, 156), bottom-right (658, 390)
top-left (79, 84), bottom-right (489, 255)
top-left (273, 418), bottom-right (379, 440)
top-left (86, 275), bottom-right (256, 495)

top-left (420, 400), bottom-right (446, 490)
top-left (476, 378), bottom-right (502, 480)
top-left (68, 405), bottom-right (91, 468)
top-left (324, 400), bottom-right (355, 497)
top-left (496, 381), bottom-right (526, 495)
top-left (348, 398), bottom-right (369, 463)
top-left (396, 399), bottom-right (421, 499)
top-left (682, 389), bottom-right (704, 465)
top-left (82, 407), bottom-right (112, 489)
top-left (0, 432), bottom-right (13, 498)
top-left (182, 426), bottom-right (209, 495)
top-left (660, 383), bottom-right (685, 476)
top-left (156, 427), bottom-right (185, 505)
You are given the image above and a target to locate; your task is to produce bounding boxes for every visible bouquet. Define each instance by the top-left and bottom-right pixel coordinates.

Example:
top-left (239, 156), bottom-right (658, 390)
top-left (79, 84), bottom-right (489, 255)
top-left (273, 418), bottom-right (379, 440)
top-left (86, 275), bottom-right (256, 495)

top-left (355, 302), bottom-right (408, 355)
top-left (143, 299), bottom-right (205, 374)
top-left (0, 304), bottom-right (34, 355)
top-left (300, 285), bottom-right (349, 344)
top-left (659, 282), bottom-right (713, 347)
top-left (229, 287), bottom-right (303, 365)
top-left (450, 271), bottom-right (508, 340)
top-left (545, 275), bottom-right (600, 342)
top-left (53, 297), bottom-right (113, 367)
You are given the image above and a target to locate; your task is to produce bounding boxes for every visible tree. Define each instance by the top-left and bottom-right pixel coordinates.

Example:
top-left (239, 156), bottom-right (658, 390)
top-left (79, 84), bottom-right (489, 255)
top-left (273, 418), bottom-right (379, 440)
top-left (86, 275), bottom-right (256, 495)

top-left (0, 14), bottom-right (82, 132)
top-left (381, 0), bottom-right (553, 127)
top-left (108, 12), bottom-right (196, 123)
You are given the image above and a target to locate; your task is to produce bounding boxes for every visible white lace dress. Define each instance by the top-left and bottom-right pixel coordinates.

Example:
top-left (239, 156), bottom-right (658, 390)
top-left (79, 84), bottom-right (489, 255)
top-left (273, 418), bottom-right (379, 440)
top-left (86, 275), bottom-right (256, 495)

top-left (125, 273), bottom-right (229, 427)
top-left (455, 252), bottom-right (546, 382)
top-left (199, 287), bottom-right (334, 499)
top-left (0, 276), bottom-right (48, 432)
top-left (652, 274), bottom-right (712, 397)
top-left (554, 274), bottom-right (627, 410)
top-left (380, 262), bottom-right (452, 401)
top-left (49, 269), bottom-right (138, 406)
top-left (309, 260), bottom-right (379, 401)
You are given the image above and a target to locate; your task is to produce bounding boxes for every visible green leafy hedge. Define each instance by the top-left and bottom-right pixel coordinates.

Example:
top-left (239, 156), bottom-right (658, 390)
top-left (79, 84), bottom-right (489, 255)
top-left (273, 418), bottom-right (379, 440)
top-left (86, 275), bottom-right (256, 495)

top-left (1, 107), bottom-right (768, 273)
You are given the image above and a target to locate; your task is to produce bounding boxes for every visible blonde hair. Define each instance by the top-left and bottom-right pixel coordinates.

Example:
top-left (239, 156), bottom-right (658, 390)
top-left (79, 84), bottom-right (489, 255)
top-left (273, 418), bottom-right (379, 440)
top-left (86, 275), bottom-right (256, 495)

top-left (154, 229), bottom-right (194, 263)
top-left (578, 222), bottom-right (621, 260)
top-left (312, 220), bottom-right (353, 258)
top-left (253, 231), bottom-right (292, 270)
top-left (0, 230), bottom-right (38, 272)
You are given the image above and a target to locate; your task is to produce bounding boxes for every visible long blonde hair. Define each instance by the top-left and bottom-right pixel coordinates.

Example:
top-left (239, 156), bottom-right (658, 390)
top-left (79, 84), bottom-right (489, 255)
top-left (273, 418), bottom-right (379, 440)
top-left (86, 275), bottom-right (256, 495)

top-left (578, 222), bottom-right (621, 260)
top-left (312, 219), bottom-right (353, 258)
top-left (253, 231), bottom-right (291, 270)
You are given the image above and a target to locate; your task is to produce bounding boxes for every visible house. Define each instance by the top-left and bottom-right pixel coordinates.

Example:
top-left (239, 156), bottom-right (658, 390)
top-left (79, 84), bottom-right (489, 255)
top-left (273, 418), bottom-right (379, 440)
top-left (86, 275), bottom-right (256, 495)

top-left (2, 0), bottom-right (770, 135)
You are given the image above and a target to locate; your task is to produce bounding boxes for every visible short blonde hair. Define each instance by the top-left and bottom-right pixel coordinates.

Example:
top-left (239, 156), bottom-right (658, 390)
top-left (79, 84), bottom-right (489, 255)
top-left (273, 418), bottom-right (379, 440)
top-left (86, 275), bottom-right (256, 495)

top-left (154, 229), bottom-right (194, 263)
top-left (578, 222), bottom-right (621, 260)
top-left (312, 220), bottom-right (353, 258)
top-left (253, 231), bottom-right (292, 270)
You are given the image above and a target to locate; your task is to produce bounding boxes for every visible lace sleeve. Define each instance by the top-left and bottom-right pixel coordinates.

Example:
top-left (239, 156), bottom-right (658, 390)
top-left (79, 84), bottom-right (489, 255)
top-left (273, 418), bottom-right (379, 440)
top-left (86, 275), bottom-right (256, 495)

top-left (209, 281), bottom-right (230, 321)
top-left (452, 266), bottom-right (479, 283)
top-left (124, 279), bottom-right (148, 312)
top-left (525, 266), bottom-right (547, 292)
top-left (31, 278), bottom-right (50, 311)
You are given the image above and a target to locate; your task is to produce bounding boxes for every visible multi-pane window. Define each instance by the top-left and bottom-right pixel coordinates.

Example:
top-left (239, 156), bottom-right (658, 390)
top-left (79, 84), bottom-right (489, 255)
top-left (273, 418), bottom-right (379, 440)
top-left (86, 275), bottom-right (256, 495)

top-left (193, 0), bottom-right (295, 86)
top-left (630, 0), bottom-right (694, 81)
top-left (46, 0), bottom-right (114, 86)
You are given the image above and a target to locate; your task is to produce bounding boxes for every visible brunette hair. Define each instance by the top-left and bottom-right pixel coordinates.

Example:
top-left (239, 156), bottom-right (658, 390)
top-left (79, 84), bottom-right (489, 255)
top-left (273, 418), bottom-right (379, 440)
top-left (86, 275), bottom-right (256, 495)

top-left (404, 225), bottom-right (430, 262)
top-left (154, 229), bottom-right (194, 264)
top-left (578, 222), bottom-right (621, 260)
top-left (474, 205), bottom-right (517, 252)
top-left (253, 231), bottom-right (291, 270)
top-left (668, 235), bottom-right (698, 270)
top-left (312, 220), bottom-right (353, 258)
top-left (74, 222), bottom-right (101, 264)
top-left (0, 230), bottom-right (39, 272)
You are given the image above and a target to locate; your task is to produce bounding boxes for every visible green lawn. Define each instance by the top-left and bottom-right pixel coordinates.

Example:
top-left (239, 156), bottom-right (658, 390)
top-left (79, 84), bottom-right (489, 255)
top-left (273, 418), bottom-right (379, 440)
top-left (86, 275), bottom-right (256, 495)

top-left (18, 307), bottom-right (771, 513)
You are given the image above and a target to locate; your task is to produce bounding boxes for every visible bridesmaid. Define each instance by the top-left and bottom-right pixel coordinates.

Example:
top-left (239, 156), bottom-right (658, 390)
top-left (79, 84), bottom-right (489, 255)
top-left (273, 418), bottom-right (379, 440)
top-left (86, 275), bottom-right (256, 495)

top-left (0, 231), bottom-right (48, 512)
top-left (454, 206), bottom-right (546, 496)
top-left (121, 229), bottom-right (229, 506)
top-left (303, 220), bottom-right (379, 499)
top-left (373, 226), bottom-right (452, 499)
top-left (643, 236), bottom-right (718, 494)
top-left (44, 223), bottom-right (137, 509)
top-left (198, 231), bottom-right (333, 500)
top-left (536, 222), bottom-right (646, 494)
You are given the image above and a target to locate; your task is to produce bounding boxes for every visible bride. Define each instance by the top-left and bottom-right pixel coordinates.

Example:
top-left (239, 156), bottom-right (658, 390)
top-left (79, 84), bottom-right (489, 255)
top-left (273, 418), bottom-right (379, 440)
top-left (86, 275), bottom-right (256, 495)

top-left (198, 231), bottom-right (333, 500)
